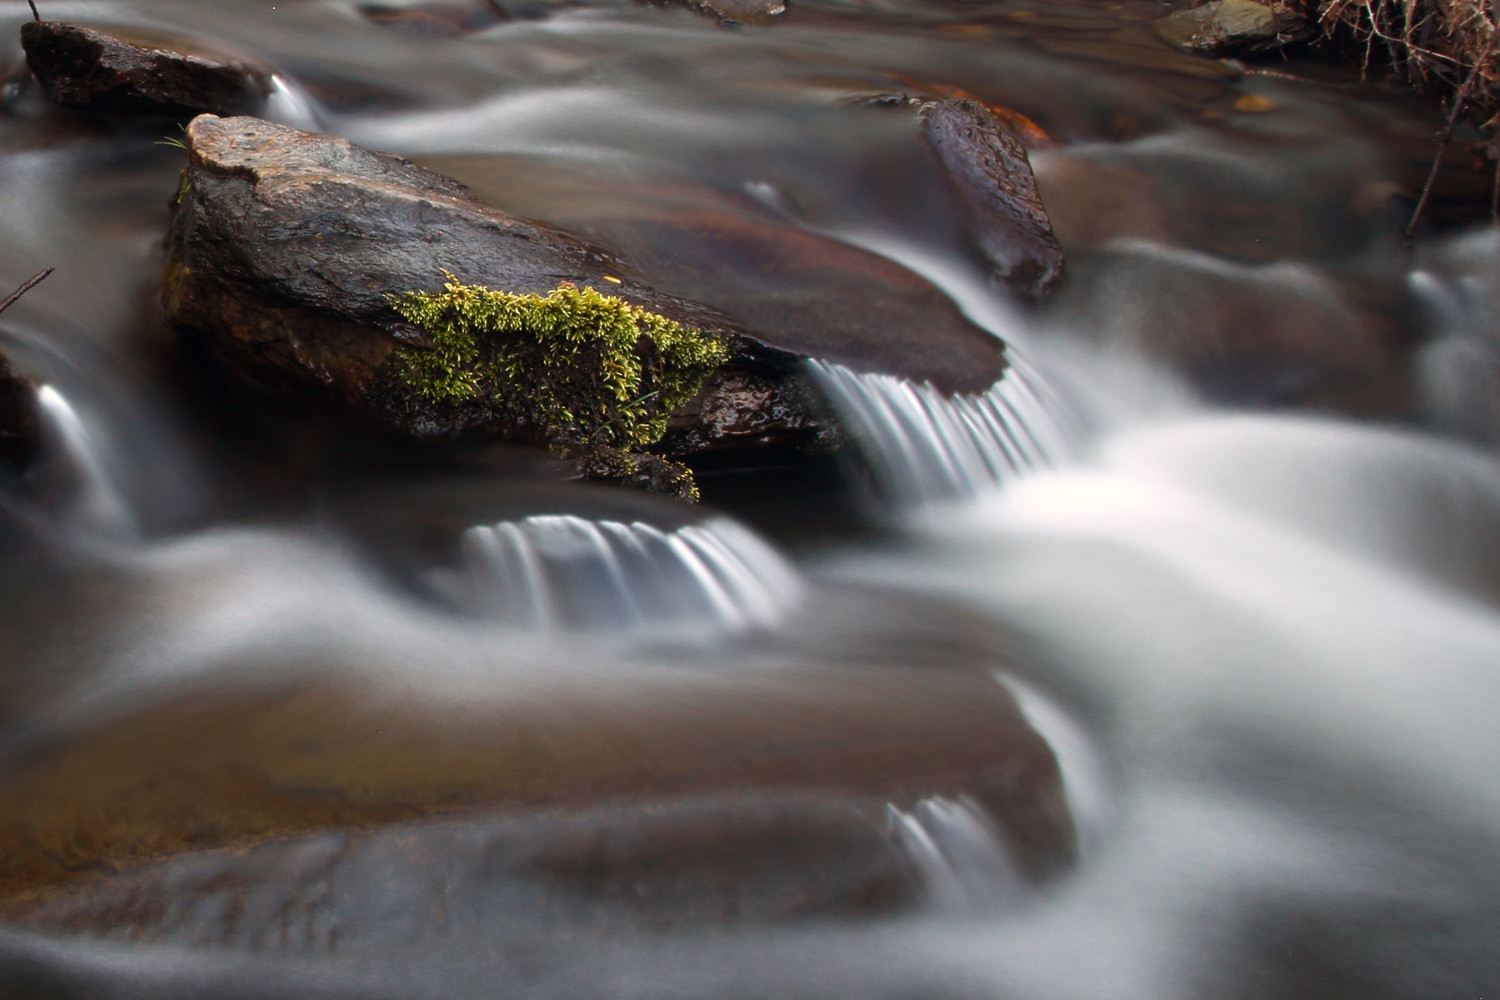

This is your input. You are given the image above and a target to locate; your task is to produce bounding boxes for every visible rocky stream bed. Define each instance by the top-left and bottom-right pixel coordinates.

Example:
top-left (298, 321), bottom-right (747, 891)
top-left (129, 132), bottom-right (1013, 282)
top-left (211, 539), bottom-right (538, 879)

top-left (2, 0), bottom-right (1500, 997)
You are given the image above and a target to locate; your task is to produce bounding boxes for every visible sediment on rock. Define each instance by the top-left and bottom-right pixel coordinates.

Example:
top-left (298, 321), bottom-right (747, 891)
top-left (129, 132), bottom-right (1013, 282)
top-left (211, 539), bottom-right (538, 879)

top-left (20, 20), bottom-right (272, 116)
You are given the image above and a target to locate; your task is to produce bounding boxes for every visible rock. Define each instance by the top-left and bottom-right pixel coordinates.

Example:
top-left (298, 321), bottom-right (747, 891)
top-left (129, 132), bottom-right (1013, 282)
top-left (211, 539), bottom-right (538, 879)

top-left (919, 98), bottom-right (1065, 301)
top-left (1155, 0), bottom-right (1312, 55)
top-left (0, 655), bottom-right (1072, 911)
top-left (644, 0), bottom-right (787, 25)
top-left (163, 116), bottom-right (1006, 476)
top-left (1051, 244), bottom-right (1416, 416)
top-left (0, 354), bottom-right (38, 473)
top-left (8, 795), bottom-right (914, 945)
top-left (358, 1), bottom-right (509, 37)
top-left (0, 271), bottom-right (47, 474)
top-left (20, 20), bottom-right (271, 117)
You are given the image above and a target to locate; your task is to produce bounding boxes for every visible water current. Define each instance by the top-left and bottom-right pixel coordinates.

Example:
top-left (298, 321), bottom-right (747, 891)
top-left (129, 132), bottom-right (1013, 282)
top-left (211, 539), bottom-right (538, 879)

top-left (2, 0), bottom-right (1500, 997)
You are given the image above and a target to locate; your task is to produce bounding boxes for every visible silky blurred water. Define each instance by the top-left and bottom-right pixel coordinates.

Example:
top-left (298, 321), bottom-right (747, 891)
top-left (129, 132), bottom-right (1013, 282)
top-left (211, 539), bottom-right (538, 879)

top-left (2, 0), bottom-right (1499, 996)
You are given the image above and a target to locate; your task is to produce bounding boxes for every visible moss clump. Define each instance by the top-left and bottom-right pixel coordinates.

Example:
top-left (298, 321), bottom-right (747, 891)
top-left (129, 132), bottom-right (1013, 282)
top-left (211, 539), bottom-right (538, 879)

top-left (386, 274), bottom-right (728, 499)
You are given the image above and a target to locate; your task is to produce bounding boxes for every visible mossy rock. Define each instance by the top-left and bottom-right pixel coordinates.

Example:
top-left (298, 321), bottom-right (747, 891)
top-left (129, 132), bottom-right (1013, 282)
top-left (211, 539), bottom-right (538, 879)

top-left (380, 277), bottom-right (726, 498)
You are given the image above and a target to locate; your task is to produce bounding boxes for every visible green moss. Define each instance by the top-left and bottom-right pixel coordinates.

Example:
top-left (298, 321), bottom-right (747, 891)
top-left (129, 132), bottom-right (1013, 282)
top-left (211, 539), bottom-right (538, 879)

top-left (386, 273), bottom-right (728, 498)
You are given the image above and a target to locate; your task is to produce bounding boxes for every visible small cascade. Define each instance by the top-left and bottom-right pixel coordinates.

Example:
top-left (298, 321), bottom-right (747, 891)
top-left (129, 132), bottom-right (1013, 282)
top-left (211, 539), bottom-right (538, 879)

top-left (810, 356), bottom-right (1078, 508)
top-left (264, 74), bottom-right (322, 131)
top-left (886, 795), bottom-right (1023, 913)
top-left (34, 385), bottom-right (138, 541)
top-left (451, 514), bottom-right (802, 634)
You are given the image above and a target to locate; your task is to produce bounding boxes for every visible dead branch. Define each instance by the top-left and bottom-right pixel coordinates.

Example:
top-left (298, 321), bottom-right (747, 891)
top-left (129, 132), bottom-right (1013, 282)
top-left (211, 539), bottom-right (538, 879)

top-left (0, 268), bottom-right (54, 319)
top-left (1405, 31), bottom-right (1498, 240)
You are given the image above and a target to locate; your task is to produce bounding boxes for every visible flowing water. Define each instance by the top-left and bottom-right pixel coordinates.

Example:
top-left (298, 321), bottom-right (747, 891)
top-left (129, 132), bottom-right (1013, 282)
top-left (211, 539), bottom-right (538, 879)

top-left (2, 0), bottom-right (1500, 996)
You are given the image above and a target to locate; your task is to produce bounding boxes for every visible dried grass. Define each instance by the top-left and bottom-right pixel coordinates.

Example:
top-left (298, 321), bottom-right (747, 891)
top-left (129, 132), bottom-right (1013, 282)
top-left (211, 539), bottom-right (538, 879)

top-left (1277, 0), bottom-right (1499, 125)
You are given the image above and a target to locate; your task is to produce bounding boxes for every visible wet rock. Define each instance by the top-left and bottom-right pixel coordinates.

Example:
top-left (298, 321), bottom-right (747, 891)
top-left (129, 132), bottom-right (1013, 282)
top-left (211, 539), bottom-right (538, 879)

top-left (0, 654), bottom-right (1071, 911)
top-left (0, 354), bottom-right (38, 473)
top-left (919, 98), bottom-right (1065, 301)
top-left (359, 1), bottom-right (509, 37)
top-left (1053, 245), bottom-right (1417, 416)
top-left (163, 116), bottom-right (1004, 473)
top-left (9, 795), bottom-right (914, 946)
top-left (20, 21), bottom-right (272, 117)
top-left (644, 0), bottom-right (787, 26)
top-left (1155, 0), bottom-right (1312, 56)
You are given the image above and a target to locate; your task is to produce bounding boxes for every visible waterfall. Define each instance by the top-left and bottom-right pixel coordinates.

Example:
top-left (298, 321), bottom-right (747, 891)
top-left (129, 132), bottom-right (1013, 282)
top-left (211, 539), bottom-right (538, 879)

top-left (886, 795), bottom-right (1023, 913)
top-left (34, 384), bottom-right (138, 541)
top-left (448, 514), bottom-right (802, 634)
top-left (810, 355), bottom-right (1079, 508)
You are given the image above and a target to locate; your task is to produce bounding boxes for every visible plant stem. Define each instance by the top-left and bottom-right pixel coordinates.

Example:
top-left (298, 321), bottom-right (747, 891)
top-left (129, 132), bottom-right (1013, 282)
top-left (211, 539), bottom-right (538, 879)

top-left (26, 0), bottom-right (39, 22)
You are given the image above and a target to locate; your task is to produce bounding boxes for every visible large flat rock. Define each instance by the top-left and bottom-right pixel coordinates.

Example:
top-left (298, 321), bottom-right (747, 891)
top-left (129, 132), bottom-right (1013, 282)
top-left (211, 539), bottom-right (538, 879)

top-left (163, 116), bottom-right (1006, 461)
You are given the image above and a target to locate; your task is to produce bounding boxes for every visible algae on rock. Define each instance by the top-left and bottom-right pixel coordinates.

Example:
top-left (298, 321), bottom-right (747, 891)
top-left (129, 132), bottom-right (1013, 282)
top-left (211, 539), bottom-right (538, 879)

top-left (385, 274), bottom-right (729, 500)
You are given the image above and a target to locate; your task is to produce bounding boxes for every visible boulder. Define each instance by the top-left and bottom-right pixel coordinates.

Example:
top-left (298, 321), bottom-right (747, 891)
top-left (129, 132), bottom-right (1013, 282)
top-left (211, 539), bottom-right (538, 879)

top-left (919, 98), bottom-right (1065, 301)
top-left (1155, 0), bottom-right (1313, 55)
top-left (20, 20), bottom-right (271, 117)
top-left (162, 116), bottom-right (1006, 477)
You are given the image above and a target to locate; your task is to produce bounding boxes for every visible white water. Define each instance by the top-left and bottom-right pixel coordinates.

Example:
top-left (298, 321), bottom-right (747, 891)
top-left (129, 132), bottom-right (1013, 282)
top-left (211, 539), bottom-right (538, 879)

top-left (34, 384), bottom-right (139, 541)
top-left (441, 513), bottom-right (802, 633)
top-left (811, 371), bottom-right (1500, 999)
top-left (810, 356), bottom-right (1079, 507)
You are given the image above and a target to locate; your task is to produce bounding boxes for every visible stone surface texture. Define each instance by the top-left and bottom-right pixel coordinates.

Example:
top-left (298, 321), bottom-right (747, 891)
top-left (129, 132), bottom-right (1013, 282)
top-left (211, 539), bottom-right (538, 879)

top-left (920, 98), bottom-right (1065, 301)
top-left (21, 20), bottom-right (272, 116)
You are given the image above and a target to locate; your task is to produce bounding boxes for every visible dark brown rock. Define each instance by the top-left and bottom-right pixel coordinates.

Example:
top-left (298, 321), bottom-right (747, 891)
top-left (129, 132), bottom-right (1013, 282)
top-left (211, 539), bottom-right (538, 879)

top-left (0, 354), bottom-right (39, 473)
top-left (163, 116), bottom-right (1006, 464)
top-left (920, 98), bottom-right (1065, 301)
top-left (1155, 0), bottom-right (1312, 55)
top-left (21, 20), bottom-right (271, 117)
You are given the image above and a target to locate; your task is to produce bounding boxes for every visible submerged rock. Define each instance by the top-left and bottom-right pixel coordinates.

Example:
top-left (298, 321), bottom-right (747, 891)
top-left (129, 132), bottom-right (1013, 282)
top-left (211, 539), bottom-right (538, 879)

top-left (919, 98), bottom-right (1065, 301)
top-left (358, 1), bottom-right (509, 37)
top-left (162, 116), bottom-right (1004, 485)
top-left (0, 653), bottom-right (1072, 918)
top-left (20, 21), bottom-right (272, 117)
top-left (1155, 0), bottom-right (1312, 55)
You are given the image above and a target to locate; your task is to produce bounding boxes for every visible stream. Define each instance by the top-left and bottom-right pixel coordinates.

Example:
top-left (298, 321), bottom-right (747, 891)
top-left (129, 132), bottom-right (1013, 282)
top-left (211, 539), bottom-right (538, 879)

top-left (3, 0), bottom-right (1500, 997)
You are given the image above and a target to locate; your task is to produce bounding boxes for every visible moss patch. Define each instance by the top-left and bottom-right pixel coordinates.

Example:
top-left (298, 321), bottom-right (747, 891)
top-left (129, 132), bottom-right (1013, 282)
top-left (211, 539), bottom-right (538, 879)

top-left (385, 274), bottom-right (728, 499)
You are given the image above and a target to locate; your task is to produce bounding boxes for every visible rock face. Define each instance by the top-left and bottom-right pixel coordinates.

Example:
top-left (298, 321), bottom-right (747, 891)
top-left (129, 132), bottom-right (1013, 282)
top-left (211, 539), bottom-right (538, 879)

top-left (1155, 0), bottom-right (1312, 55)
top-left (21, 21), bottom-right (271, 117)
top-left (163, 116), bottom-right (1005, 472)
top-left (920, 98), bottom-right (1065, 301)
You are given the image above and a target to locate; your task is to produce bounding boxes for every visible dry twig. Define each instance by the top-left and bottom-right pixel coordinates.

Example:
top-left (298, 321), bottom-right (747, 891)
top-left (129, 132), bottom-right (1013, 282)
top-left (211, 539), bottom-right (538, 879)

top-left (0, 269), bottom-right (54, 319)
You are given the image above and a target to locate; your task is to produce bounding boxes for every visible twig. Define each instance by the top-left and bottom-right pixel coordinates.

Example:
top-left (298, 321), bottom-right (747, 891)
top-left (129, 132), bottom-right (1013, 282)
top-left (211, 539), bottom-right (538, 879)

top-left (1404, 33), bottom-right (1497, 241)
top-left (1491, 155), bottom-right (1499, 223)
top-left (26, 0), bottom-right (39, 22)
top-left (0, 268), bottom-right (54, 319)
